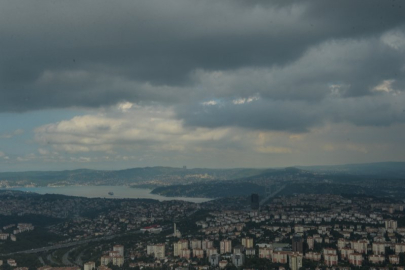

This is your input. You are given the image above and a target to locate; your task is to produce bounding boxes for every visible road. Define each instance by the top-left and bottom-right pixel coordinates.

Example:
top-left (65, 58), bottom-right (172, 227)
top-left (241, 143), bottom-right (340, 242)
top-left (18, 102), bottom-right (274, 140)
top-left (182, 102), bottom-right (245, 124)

top-left (38, 256), bottom-right (45, 266)
top-left (0, 206), bottom-right (202, 259)
top-left (75, 248), bottom-right (85, 265)
top-left (1, 230), bottom-right (142, 257)
top-left (47, 252), bottom-right (60, 266)
top-left (62, 247), bottom-right (77, 266)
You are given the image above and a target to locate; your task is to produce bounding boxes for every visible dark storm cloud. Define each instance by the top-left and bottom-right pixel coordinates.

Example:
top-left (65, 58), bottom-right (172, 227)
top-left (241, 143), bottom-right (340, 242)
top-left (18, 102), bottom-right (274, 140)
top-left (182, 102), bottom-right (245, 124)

top-left (0, 0), bottom-right (404, 132)
top-left (179, 99), bottom-right (321, 133)
top-left (187, 37), bottom-right (404, 101)
top-left (179, 93), bottom-right (405, 132)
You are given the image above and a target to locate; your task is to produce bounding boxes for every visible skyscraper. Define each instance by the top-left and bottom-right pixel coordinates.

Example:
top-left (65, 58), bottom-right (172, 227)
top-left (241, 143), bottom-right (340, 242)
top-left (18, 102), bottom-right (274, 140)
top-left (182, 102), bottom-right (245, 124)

top-left (251, 193), bottom-right (259, 210)
top-left (292, 235), bottom-right (303, 254)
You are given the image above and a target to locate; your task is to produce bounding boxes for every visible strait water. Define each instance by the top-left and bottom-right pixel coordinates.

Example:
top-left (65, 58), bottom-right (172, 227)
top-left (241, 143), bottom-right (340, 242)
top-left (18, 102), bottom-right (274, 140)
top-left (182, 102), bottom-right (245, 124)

top-left (7, 185), bottom-right (212, 203)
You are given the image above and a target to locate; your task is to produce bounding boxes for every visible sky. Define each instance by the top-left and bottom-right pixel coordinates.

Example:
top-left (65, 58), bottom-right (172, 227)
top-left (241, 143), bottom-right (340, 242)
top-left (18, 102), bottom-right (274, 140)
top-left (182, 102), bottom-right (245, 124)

top-left (0, 0), bottom-right (405, 171)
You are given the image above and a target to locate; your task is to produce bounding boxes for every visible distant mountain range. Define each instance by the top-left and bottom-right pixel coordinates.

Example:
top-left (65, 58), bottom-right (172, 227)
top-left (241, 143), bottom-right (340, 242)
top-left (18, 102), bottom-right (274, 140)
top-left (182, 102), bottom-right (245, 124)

top-left (0, 162), bottom-right (404, 188)
top-left (0, 167), bottom-right (266, 187)
top-left (297, 162), bottom-right (405, 178)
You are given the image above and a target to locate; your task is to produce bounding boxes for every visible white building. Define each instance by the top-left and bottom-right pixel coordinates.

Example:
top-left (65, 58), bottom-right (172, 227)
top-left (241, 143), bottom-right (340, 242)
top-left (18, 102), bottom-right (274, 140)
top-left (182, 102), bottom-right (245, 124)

top-left (385, 220), bottom-right (398, 232)
top-left (206, 247), bottom-right (218, 257)
top-left (113, 245), bottom-right (124, 257)
top-left (369, 254), bottom-right (385, 264)
top-left (202, 239), bottom-right (213, 250)
top-left (351, 239), bottom-right (368, 254)
top-left (372, 242), bottom-right (388, 255)
top-left (395, 243), bottom-right (405, 254)
top-left (190, 239), bottom-right (202, 249)
top-left (272, 251), bottom-right (288, 264)
top-left (242, 237), bottom-right (253, 248)
top-left (84, 261), bottom-right (96, 270)
top-left (220, 239), bottom-right (232, 254)
top-left (147, 243), bottom-right (165, 259)
top-left (307, 236), bottom-right (314, 250)
top-left (288, 252), bottom-right (303, 270)
top-left (349, 253), bottom-right (363, 267)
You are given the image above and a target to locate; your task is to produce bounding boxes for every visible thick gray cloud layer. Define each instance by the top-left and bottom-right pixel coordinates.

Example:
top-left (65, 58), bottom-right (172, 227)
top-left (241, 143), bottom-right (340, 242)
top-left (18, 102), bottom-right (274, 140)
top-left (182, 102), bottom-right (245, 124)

top-left (1, 0), bottom-right (404, 132)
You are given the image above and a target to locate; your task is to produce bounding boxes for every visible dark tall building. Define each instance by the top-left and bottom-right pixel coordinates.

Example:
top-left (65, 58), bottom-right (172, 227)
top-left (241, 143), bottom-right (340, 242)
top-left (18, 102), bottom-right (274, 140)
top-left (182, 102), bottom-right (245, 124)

top-left (292, 235), bottom-right (303, 253)
top-left (250, 193), bottom-right (259, 210)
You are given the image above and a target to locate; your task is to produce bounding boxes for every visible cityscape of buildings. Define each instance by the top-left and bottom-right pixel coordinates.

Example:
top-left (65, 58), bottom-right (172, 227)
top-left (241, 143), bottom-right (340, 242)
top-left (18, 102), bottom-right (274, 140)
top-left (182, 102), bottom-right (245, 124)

top-left (1, 190), bottom-right (405, 269)
top-left (0, 0), bottom-right (404, 269)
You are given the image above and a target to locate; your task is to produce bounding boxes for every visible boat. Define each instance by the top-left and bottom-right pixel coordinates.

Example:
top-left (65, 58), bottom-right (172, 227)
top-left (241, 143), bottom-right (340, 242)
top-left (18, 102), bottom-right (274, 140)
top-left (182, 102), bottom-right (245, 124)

top-left (108, 192), bottom-right (114, 196)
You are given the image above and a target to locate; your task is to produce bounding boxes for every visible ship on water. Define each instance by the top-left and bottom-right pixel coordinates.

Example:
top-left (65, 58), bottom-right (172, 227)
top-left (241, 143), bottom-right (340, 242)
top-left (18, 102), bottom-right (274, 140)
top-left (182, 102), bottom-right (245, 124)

top-left (108, 191), bottom-right (114, 196)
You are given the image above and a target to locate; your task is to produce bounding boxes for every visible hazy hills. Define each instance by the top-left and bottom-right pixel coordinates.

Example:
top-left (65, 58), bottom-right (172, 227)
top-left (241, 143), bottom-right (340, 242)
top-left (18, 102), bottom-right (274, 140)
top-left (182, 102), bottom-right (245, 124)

top-left (0, 167), bottom-right (266, 187)
top-left (0, 162), bottom-right (404, 188)
top-left (298, 162), bottom-right (405, 178)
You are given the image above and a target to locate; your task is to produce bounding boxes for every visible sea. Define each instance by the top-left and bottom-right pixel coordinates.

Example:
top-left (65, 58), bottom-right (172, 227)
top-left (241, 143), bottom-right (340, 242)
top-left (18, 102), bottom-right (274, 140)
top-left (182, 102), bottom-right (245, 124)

top-left (6, 185), bottom-right (212, 203)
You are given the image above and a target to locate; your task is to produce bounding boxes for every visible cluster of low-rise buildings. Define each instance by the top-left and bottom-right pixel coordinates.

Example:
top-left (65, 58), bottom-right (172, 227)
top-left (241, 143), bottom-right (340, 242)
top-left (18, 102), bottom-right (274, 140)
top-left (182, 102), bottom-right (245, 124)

top-left (0, 223), bottom-right (34, 243)
top-left (45, 200), bottom-right (198, 243)
top-left (100, 244), bottom-right (124, 267)
top-left (189, 194), bottom-right (405, 268)
top-left (2, 192), bottom-right (405, 269)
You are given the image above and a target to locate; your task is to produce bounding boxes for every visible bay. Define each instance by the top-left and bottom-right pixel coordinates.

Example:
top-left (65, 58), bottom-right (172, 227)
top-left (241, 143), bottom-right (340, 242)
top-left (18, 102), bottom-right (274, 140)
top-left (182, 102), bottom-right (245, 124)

top-left (8, 185), bottom-right (212, 203)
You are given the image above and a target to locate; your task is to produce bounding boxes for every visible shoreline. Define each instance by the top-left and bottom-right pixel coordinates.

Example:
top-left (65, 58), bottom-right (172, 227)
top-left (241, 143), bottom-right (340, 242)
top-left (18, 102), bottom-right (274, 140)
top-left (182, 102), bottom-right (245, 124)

top-left (1, 185), bottom-right (212, 203)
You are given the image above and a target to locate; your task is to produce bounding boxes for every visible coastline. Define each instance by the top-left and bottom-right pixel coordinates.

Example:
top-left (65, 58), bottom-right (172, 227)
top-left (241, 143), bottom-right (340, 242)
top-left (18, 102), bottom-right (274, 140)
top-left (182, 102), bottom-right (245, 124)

top-left (1, 185), bottom-right (212, 203)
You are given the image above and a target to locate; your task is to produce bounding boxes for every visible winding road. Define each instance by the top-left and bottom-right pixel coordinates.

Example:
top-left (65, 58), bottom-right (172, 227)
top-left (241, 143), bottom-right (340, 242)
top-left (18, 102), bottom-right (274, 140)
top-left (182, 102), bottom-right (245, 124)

top-left (1, 230), bottom-right (141, 257)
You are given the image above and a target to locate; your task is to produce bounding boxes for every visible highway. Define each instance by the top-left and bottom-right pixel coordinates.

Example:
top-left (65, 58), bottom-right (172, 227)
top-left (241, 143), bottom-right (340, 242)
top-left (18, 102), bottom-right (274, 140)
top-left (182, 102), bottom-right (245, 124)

top-left (1, 207), bottom-right (199, 258)
top-left (0, 230), bottom-right (142, 257)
